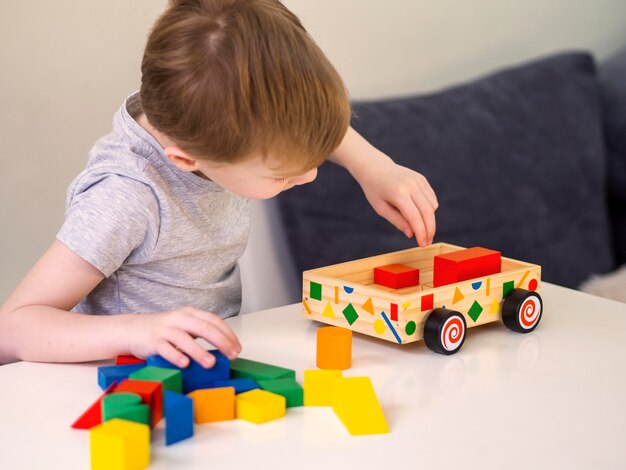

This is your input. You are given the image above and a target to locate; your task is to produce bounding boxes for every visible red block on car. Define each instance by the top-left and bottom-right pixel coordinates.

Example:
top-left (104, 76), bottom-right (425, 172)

top-left (433, 247), bottom-right (501, 287)
top-left (374, 264), bottom-right (420, 289)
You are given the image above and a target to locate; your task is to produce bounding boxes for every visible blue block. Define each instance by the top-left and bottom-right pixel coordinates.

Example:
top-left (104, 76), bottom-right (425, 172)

top-left (164, 391), bottom-right (194, 445)
top-left (213, 378), bottom-right (259, 394)
top-left (97, 363), bottom-right (146, 390)
top-left (146, 350), bottom-right (230, 393)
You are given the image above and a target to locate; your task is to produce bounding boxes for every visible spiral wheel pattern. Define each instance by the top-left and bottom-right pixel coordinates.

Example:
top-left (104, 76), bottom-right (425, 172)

top-left (441, 315), bottom-right (465, 352)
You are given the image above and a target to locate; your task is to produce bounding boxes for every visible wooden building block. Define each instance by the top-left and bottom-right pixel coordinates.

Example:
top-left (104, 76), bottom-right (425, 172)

top-left (72, 382), bottom-right (117, 430)
top-left (101, 392), bottom-right (150, 426)
top-left (331, 377), bottom-right (388, 436)
top-left (374, 263), bottom-right (420, 289)
top-left (229, 358), bottom-right (295, 382)
top-left (163, 391), bottom-right (194, 445)
top-left (257, 378), bottom-right (303, 407)
top-left (90, 418), bottom-right (150, 470)
top-left (115, 379), bottom-right (163, 427)
top-left (316, 326), bottom-right (352, 370)
top-left (303, 369), bottom-right (342, 406)
top-left (235, 389), bottom-right (286, 424)
top-left (213, 378), bottom-right (260, 394)
top-left (146, 350), bottom-right (229, 393)
top-left (187, 387), bottom-right (235, 423)
top-left (115, 355), bottom-right (146, 366)
top-left (129, 366), bottom-right (182, 395)
top-left (97, 364), bottom-right (146, 391)
top-left (433, 247), bottom-right (501, 287)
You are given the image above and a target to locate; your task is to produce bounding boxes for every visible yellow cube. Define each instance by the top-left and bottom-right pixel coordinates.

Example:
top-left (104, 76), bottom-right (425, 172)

top-left (303, 369), bottom-right (342, 406)
top-left (331, 377), bottom-right (388, 435)
top-left (235, 389), bottom-right (286, 424)
top-left (90, 418), bottom-right (150, 470)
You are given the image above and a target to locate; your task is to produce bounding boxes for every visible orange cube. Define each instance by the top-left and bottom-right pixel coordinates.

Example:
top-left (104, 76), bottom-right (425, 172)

top-left (187, 387), bottom-right (235, 423)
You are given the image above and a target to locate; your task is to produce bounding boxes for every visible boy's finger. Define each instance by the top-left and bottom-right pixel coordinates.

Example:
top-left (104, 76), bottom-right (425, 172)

top-left (155, 339), bottom-right (189, 368)
top-left (412, 190), bottom-right (436, 244)
top-left (188, 308), bottom-right (242, 352)
top-left (376, 201), bottom-right (414, 238)
top-left (396, 197), bottom-right (428, 247)
top-left (183, 314), bottom-right (240, 359)
top-left (166, 329), bottom-right (216, 368)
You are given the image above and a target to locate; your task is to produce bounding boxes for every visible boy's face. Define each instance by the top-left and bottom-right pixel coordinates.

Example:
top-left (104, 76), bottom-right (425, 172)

top-left (194, 155), bottom-right (318, 199)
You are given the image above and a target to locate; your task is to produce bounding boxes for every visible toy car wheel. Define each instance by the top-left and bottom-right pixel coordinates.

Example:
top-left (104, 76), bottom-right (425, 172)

top-left (502, 289), bottom-right (543, 333)
top-left (423, 309), bottom-right (467, 355)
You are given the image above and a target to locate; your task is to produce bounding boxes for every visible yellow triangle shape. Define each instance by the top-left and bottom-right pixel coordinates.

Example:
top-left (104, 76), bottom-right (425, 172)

top-left (452, 287), bottom-right (464, 304)
top-left (323, 301), bottom-right (336, 318)
top-left (362, 297), bottom-right (375, 315)
top-left (489, 298), bottom-right (500, 314)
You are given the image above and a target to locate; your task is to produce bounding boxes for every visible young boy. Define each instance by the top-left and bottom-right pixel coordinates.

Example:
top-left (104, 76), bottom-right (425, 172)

top-left (0, 0), bottom-right (437, 367)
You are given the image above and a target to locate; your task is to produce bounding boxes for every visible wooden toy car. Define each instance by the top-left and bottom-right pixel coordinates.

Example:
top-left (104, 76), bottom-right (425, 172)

top-left (301, 243), bottom-right (542, 355)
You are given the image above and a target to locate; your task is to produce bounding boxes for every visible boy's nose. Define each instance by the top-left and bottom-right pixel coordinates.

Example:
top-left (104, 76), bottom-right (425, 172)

top-left (292, 167), bottom-right (317, 186)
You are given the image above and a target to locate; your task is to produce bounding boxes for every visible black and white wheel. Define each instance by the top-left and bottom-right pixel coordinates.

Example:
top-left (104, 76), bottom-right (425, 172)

top-left (502, 289), bottom-right (542, 333)
top-left (423, 309), bottom-right (467, 355)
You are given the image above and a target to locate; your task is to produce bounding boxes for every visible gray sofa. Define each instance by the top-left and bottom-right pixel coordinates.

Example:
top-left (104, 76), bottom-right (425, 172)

top-left (277, 51), bottom-right (626, 292)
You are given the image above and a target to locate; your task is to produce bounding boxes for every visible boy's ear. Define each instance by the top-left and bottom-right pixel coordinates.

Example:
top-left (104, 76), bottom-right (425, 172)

top-left (163, 146), bottom-right (200, 172)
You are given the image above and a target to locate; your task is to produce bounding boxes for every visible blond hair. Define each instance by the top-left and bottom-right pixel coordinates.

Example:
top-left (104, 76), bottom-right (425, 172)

top-left (141, 0), bottom-right (351, 171)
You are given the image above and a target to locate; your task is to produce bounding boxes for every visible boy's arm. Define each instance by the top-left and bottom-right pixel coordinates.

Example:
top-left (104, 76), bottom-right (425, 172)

top-left (0, 240), bottom-right (240, 366)
top-left (329, 126), bottom-right (439, 247)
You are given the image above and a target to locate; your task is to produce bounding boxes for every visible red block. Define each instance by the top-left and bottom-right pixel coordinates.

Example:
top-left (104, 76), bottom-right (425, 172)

top-left (433, 247), bottom-right (501, 287)
top-left (71, 382), bottom-right (117, 429)
top-left (115, 355), bottom-right (146, 365)
top-left (115, 379), bottom-right (163, 427)
top-left (374, 264), bottom-right (420, 289)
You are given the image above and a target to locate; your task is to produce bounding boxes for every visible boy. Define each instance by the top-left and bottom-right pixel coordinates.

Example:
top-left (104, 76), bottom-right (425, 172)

top-left (0, 0), bottom-right (437, 366)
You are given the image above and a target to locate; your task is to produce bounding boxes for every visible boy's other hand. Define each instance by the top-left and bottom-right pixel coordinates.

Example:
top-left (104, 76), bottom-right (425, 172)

top-left (357, 156), bottom-right (438, 247)
top-left (126, 307), bottom-right (242, 368)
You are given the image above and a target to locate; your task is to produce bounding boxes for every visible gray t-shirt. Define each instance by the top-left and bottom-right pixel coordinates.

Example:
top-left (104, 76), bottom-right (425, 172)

top-left (57, 92), bottom-right (250, 318)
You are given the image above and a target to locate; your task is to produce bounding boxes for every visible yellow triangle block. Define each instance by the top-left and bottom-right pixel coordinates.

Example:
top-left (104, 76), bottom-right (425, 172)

top-left (453, 287), bottom-right (464, 304)
top-left (331, 377), bottom-right (388, 435)
top-left (362, 298), bottom-right (375, 315)
top-left (323, 302), bottom-right (336, 318)
top-left (490, 298), bottom-right (500, 314)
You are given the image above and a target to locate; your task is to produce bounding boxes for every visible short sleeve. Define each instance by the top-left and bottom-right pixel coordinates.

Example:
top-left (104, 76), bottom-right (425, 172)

top-left (57, 174), bottom-right (160, 277)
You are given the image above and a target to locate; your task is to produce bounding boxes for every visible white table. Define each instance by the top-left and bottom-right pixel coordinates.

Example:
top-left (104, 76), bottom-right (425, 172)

top-left (1, 283), bottom-right (625, 469)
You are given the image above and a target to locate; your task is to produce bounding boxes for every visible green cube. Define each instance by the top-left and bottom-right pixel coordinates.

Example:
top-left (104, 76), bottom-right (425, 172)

top-left (230, 358), bottom-right (295, 382)
top-left (129, 366), bottom-right (182, 394)
top-left (257, 378), bottom-right (303, 407)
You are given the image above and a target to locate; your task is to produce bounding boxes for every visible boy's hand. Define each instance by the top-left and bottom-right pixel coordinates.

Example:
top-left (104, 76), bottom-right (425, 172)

top-left (330, 127), bottom-right (438, 247)
top-left (126, 307), bottom-right (242, 368)
top-left (356, 155), bottom-right (438, 247)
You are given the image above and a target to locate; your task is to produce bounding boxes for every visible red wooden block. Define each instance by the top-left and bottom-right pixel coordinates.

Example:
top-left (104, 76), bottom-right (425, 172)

top-left (115, 355), bottom-right (146, 365)
top-left (374, 264), bottom-right (420, 289)
top-left (433, 247), bottom-right (501, 287)
top-left (115, 379), bottom-right (163, 427)
top-left (71, 382), bottom-right (117, 430)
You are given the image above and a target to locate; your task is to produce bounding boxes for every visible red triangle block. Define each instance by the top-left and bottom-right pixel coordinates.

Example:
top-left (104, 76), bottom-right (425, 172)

top-left (71, 382), bottom-right (117, 429)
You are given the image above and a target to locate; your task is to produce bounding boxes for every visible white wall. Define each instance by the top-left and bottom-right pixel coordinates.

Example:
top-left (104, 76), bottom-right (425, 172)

top-left (1, 1), bottom-right (625, 313)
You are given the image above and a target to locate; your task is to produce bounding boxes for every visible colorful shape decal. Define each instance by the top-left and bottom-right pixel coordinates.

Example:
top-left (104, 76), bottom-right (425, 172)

top-left (405, 321), bottom-right (417, 336)
top-left (334, 286), bottom-right (339, 304)
top-left (401, 302), bottom-right (411, 309)
top-left (373, 319), bottom-right (386, 335)
top-left (390, 303), bottom-right (399, 321)
top-left (342, 303), bottom-right (359, 325)
top-left (323, 302), bottom-right (336, 319)
top-left (528, 279), bottom-right (538, 292)
top-left (489, 298), bottom-right (500, 314)
top-left (468, 301), bottom-right (483, 322)
top-left (503, 280), bottom-right (514, 298)
top-left (380, 311), bottom-right (402, 344)
top-left (453, 287), bottom-right (465, 304)
top-left (343, 286), bottom-right (354, 294)
top-left (486, 278), bottom-right (491, 296)
top-left (302, 299), bottom-right (312, 315)
top-left (516, 270), bottom-right (530, 289)
top-left (362, 298), bottom-right (375, 315)
top-left (310, 282), bottom-right (322, 301)
top-left (471, 281), bottom-right (482, 290)
top-left (421, 293), bottom-right (434, 311)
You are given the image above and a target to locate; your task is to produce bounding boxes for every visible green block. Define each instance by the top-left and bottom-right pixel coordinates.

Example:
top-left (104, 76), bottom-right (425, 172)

top-left (257, 378), bottom-right (303, 407)
top-left (102, 392), bottom-right (150, 425)
top-left (342, 303), bottom-right (359, 325)
top-left (310, 281), bottom-right (323, 301)
top-left (503, 280), bottom-right (515, 298)
top-left (129, 366), bottom-right (182, 394)
top-left (467, 300), bottom-right (483, 323)
top-left (230, 358), bottom-right (295, 382)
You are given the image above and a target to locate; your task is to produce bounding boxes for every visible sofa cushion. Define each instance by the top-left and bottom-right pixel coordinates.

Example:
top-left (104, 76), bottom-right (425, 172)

top-left (600, 48), bottom-right (626, 265)
top-left (278, 52), bottom-right (614, 289)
